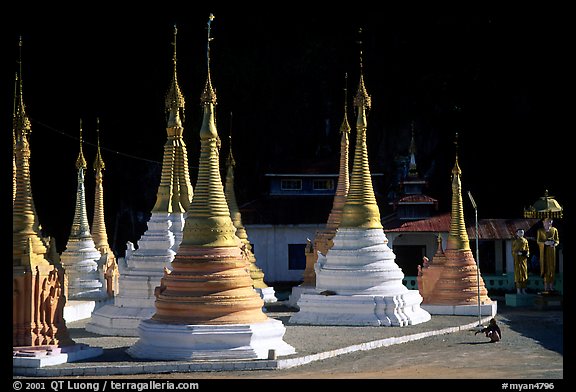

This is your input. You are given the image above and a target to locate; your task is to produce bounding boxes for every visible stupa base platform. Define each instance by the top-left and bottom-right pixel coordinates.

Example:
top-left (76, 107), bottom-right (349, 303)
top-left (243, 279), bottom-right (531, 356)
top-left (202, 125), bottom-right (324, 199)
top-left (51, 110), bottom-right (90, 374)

top-left (286, 285), bottom-right (316, 310)
top-left (13, 344), bottom-right (103, 368)
top-left (256, 287), bottom-right (278, 304)
top-left (505, 294), bottom-right (536, 307)
top-left (288, 292), bottom-right (431, 326)
top-left (85, 305), bottom-right (156, 336)
top-left (64, 297), bottom-right (113, 323)
top-left (422, 301), bottom-right (497, 316)
top-left (127, 318), bottom-right (295, 361)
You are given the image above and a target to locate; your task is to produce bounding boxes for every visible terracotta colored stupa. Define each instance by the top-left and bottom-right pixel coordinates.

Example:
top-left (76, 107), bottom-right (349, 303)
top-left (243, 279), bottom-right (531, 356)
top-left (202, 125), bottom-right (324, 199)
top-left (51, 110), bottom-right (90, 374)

top-left (87, 26), bottom-right (194, 336)
top-left (423, 143), bottom-right (496, 316)
top-left (127, 14), bottom-right (295, 360)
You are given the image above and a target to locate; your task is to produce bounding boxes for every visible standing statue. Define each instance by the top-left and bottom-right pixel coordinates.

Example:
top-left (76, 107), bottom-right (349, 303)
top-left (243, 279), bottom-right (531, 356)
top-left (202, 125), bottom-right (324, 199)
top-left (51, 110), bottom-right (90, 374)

top-left (537, 218), bottom-right (559, 293)
top-left (512, 229), bottom-right (529, 295)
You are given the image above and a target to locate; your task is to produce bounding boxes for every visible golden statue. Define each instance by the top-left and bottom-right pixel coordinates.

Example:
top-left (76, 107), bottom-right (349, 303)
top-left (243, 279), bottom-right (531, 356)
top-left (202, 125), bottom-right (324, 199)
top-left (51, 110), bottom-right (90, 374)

top-left (537, 218), bottom-right (559, 293)
top-left (511, 229), bottom-right (529, 295)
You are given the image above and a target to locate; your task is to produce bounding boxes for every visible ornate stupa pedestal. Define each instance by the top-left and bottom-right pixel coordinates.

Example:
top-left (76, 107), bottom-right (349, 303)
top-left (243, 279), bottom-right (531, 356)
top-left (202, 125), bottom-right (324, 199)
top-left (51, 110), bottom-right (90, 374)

top-left (12, 42), bottom-right (102, 368)
top-left (87, 27), bottom-right (193, 336)
top-left (128, 16), bottom-right (294, 360)
top-left (290, 62), bottom-right (430, 327)
top-left (422, 144), bottom-right (496, 317)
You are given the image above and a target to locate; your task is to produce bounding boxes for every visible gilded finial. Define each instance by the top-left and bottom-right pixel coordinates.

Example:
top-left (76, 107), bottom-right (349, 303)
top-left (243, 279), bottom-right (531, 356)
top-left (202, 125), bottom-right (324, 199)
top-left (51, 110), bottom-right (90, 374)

top-left (165, 24), bottom-right (185, 117)
top-left (93, 117), bottom-right (105, 172)
top-left (452, 132), bottom-right (461, 176)
top-left (227, 112), bottom-right (235, 168)
top-left (201, 13), bottom-right (217, 105)
top-left (340, 73), bottom-right (351, 134)
top-left (354, 28), bottom-right (371, 111)
top-left (13, 36), bottom-right (31, 140)
top-left (76, 119), bottom-right (87, 170)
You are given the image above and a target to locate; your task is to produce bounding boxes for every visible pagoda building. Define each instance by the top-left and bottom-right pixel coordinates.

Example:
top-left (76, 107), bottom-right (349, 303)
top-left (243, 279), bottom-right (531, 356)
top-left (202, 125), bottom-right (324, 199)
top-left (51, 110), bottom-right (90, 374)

top-left (290, 53), bottom-right (431, 326)
top-left (128, 14), bottom-right (295, 360)
top-left (91, 119), bottom-right (119, 298)
top-left (59, 121), bottom-right (107, 301)
top-left (12, 37), bottom-right (101, 367)
top-left (287, 75), bottom-right (351, 309)
top-left (224, 130), bottom-right (277, 303)
top-left (87, 26), bottom-right (193, 336)
top-left (422, 142), bottom-right (496, 316)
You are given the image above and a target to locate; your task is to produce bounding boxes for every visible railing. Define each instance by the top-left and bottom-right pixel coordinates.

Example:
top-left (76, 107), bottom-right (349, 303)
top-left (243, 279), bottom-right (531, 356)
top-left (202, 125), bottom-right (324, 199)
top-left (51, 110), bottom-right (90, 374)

top-left (403, 273), bottom-right (563, 295)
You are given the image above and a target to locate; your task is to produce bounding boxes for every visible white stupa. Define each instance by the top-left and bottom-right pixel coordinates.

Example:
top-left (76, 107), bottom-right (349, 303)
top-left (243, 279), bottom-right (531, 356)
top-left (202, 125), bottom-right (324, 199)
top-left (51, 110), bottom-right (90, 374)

top-left (86, 26), bottom-right (193, 336)
top-left (290, 60), bottom-right (431, 327)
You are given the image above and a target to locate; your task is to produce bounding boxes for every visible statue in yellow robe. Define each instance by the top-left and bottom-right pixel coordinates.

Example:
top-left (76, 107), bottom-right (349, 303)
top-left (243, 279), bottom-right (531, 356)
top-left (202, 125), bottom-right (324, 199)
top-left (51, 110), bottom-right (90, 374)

top-left (537, 218), bottom-right (560, 292)
top-left (512, 229), bottom-right (529, 294)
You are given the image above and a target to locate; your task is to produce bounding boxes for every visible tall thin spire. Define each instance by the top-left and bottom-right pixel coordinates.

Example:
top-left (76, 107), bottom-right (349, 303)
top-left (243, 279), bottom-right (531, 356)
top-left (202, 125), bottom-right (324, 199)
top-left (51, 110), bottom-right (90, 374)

top-left (70, 119), bottom-right (90, 239)
top-left (13, 36), bottom-right (48, 262)
top-left (153, 24), bottom-right (193, 214)
top-left (91, 118), bottom-right (110, 254)
top-left (340, 31), bottom-right (381, 229)
top-left (446, 132), bottom-right (470, 251)
top-left (408, 122), bottom-right (419, 178)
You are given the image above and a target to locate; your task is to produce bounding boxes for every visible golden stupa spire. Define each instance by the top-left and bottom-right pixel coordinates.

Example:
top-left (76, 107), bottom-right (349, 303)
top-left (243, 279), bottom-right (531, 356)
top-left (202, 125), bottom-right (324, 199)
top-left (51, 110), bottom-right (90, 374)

top-left (150, 14), bottom-right (267, 326)
top-left (91, 118), bottom-right (110, 254)
top-left (13, 36), bottom-right (48, 263)
top-left (408, 122), bottom-right (419, 178)
top-left (340, 31), bottom-right (381, 229)
top-left (70, 119), bottom-right (91, 239)
top-left (181, 13), bottom-right (238, 247)
top-left (224, 116), bottom-right (269, 288)
top-left (446, 132), bottom-right (470, 251)
top-left (153, 24), bottom-right (193, 214)
top-left (325, 73), bottom-right (351, 232)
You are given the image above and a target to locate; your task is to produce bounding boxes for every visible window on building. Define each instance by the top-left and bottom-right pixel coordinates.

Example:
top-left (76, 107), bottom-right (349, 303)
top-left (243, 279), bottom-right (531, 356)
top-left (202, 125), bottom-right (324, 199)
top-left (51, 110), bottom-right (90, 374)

top-left (288, 243), bottom-right (307, 270)
top-left (280, 179), bottom-right (302, 191)
top-left (312, 179), bottom-right (334, 191)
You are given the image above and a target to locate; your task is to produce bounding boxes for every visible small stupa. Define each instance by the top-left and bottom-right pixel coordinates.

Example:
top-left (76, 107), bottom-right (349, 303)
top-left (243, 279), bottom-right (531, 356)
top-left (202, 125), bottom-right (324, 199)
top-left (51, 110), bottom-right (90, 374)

top-left (91, 120), bottom-right (119, 298)
top-left (422, 138), bottom-right (496, 316)
top-left (224, 126), bottom-right (277, 303)
top-left (59, 120), bottom-right (108, 301)
top-left (87, 25), bottom-right (193, 336)
top-left (12, 37), bottom-right (101, 367)
top-left (287, 74), bottom-right (351, 309)
top-left (417, 233), bottom-right (447, 303)
top-left (128, 14), bottom-right (295, 360)
top-left (290, 46), bottom-right (431, 326)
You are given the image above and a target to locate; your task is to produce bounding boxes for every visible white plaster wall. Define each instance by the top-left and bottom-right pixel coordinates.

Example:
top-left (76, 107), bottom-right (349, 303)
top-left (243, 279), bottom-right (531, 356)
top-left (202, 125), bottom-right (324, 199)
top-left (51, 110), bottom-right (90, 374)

top-left (245, 224), bottom-right (323, 283)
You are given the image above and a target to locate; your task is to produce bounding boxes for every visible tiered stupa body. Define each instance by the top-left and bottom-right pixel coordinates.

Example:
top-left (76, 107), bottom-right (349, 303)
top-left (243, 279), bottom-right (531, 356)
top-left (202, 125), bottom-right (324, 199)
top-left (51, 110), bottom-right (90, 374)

top-left (290, 65), bottom-right (431, 326)
top-left (87, 27), bottom-right (193, 336)
top-left (12, 40), bottom-right (101, 366)
top-left (423, 153), bottom-right (496, 315)
top-left (224, 133), bottom-right (277, 303)
top-left (91, 121), bottom-right (119, 298)
top-left (287, 79), bottom-right (350, 308)
top-left (128, 15), bottom-right (295, 360)
top-left (417, 233), bottom-right (447, 303)
top-left (59, 122), bottom-right (107, 301)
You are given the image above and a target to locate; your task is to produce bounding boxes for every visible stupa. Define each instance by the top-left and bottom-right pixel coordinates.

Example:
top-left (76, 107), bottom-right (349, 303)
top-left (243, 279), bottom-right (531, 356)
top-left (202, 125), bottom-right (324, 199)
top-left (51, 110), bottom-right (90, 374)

top-left (13, 37), bottom-right (102, 367)
top-left (86, 26), bottom-right (193, 336)
top-left (59, 120), bottom-right (108, 302)
top-left (422, 141), bottom-right (496, 316)
top-left (224, 128), bottom-right (277, 303)
top-left (287, 74), bottom-right (351, 309)
top-left (290, 51), bottom-right (431, 327)
top-left (127, 14), bottom-right (295, 360)
top-left (417, 233), bottom-right (447, 303)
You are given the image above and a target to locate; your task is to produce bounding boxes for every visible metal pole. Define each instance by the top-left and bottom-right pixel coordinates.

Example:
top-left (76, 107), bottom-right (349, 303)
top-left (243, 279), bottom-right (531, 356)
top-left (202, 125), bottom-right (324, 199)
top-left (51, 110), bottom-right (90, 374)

top-left (468, 191), bottom-right (482, 327)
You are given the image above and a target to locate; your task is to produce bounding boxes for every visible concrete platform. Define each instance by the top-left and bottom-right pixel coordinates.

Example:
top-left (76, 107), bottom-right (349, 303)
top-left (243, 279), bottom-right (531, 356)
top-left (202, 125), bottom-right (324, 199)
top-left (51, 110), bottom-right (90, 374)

top-left (64, 298), bottom-right (113, 323)
top-left (422, 301), bottom-right (497, 317)
top-left (13, 344), bottom-right (103, 368)
top-left (505, 293), bottom-right (535, 307)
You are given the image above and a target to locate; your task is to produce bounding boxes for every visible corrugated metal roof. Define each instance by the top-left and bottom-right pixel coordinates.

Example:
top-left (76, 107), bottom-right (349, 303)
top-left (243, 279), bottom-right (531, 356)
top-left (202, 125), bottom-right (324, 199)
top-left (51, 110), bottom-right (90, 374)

top-left (395, 194), bottom-right (438, 205)
top-left (383, 213), bottom-right (451, 232)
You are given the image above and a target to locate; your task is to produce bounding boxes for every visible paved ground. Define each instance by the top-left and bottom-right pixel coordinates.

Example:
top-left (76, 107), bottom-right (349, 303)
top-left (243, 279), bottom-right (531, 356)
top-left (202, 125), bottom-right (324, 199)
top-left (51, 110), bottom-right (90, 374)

top-left (13, 295), bottom-right (566, 384)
